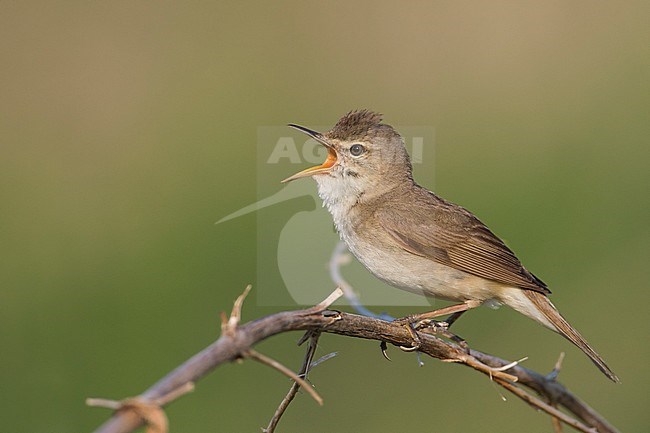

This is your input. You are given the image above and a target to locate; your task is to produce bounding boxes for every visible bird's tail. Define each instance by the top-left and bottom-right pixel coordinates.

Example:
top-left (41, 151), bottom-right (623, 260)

top-left (521, 290), bottom-right (619, 383)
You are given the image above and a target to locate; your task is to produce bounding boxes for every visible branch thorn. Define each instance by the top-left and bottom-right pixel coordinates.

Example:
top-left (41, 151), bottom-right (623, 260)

top-left (547, 352), bottom-right (565, 381)
top-left (245, 349), bottom-right (323, 406)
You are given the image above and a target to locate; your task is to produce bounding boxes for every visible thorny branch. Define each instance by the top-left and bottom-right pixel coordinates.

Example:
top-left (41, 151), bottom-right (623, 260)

top-left (263, 331), bottom-right (325, 433)
top-left (89, 285), bottom-right (619, 433)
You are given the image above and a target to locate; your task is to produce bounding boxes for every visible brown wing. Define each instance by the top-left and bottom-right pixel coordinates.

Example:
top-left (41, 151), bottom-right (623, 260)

top-left (376, 188), bottom-right (550, 294)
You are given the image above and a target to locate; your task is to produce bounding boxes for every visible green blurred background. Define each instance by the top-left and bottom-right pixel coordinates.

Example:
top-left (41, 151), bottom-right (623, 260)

top-left (1, 2), bottom-right (648, 432)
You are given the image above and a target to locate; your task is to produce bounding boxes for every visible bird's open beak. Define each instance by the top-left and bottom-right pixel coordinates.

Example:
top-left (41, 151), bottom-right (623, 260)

top-left (281, 124), bottom-right (338, 183)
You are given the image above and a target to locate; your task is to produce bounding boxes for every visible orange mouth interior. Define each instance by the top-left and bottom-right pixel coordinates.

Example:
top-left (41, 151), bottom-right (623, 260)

top-left (282, 146), bottom-right (337, 183)
top-left (319, 147), bottom-right (337, 170)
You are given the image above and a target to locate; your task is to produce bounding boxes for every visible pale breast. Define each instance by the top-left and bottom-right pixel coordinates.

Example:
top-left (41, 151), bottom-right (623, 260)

top-left (340, 222), bottom-right (500, 303)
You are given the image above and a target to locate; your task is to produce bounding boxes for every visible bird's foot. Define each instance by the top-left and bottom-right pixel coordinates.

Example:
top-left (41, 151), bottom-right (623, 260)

top-left (390, 316), bottom-right (424, 352)
top-left (392, 316), bottom-right (470, 354)
top-left (392, 316), bottom-right (447, 351)
top-left (399, 326), bottom-right (422, 352)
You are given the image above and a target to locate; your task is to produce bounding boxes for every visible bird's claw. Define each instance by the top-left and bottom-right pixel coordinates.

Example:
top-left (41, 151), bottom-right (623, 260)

top-left (399, 344), bottom-right (420, 352)
top-left (380, 341), bottom-right (392, 361)
top-left (396, 319), bottom-right (423, 351)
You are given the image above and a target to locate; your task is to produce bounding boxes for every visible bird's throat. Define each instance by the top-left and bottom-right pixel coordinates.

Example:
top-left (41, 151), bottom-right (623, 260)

top-left (314, 176), bottom-right (364, 232)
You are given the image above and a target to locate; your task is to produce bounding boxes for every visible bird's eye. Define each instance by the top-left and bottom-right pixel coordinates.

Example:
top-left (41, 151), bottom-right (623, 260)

top-left (349, 143), bottom-right (366, 157)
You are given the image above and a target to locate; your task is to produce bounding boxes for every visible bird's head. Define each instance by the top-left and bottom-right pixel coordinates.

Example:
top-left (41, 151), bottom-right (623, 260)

top-left (282, 110), bottom-right (413, 201)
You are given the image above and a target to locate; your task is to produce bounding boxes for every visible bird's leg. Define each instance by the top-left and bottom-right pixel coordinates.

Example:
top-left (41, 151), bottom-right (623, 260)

top-left (395, 302), bottom-right (475, 329)
top-left (443, 310), bottom-right (467, 329)
top-left (394, 301), bottom-right (480, 352)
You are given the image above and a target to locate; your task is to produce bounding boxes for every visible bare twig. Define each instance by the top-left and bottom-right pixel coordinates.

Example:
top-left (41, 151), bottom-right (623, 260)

top-left (548, 352), bottom-right (566, 381)
top-left (548, 352), bottom-right (567, 433)
top-left (264, 331), bottom-right (324, 433)
top-left (308, 286), bottom-right (343, 312)
top-left (443, 353), bottom-right (520, 382)
top-left (552, 408), bottom-right (565, 433)
top-left (245, 348), bottom-right (323, 405)
top-left (492, 356), bottom-right (528, 372)
top-left (87, 383), bottom-right (194, 433)
top-left (90, 287), bottom-right (619, 433)
top-left (494, 378), bottom-right (596, 433)
top-left (222, 284), bottom-right (252, 335)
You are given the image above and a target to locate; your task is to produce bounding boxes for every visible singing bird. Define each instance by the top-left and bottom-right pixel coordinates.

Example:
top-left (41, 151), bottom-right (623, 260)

top-left (283, 109), bottom-right (618, 382)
